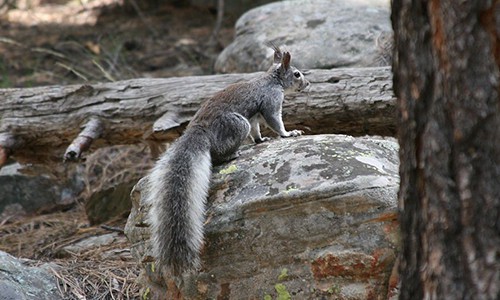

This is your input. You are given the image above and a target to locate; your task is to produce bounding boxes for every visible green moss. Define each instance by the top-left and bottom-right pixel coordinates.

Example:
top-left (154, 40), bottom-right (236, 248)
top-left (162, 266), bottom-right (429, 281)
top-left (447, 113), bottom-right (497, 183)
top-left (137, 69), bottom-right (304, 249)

top-left (284, 188), bottom-right (299, 194)
top-left (219, 164), bottom-right (238, 174)
top-left (327, 284), bottom-right (340, 294)
top-left (275, 284), bottom-right (291, 300)
top-left (264, 295), bottom-right (272, 300)
top-left (283, 184), bottom-right (299, 194)
top-left (278, 268), bottom-right (289, 281)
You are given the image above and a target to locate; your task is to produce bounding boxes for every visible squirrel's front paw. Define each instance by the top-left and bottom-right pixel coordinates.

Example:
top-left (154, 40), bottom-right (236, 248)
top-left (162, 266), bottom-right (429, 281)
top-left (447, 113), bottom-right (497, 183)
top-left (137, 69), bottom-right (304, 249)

top-left (255, 137), bottom-right (271, 144)
top-left (283, 130), bottom-right (304, 138)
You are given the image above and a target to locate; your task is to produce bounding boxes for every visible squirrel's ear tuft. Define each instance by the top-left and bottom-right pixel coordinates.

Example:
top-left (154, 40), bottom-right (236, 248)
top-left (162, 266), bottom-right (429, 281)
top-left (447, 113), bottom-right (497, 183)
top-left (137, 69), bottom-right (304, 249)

top-left (266, 41), bottom-right (282, 63)
top-left (274, 49), bottom-right (282, 64)
top-left (281, 52), bottom-right (291, 71)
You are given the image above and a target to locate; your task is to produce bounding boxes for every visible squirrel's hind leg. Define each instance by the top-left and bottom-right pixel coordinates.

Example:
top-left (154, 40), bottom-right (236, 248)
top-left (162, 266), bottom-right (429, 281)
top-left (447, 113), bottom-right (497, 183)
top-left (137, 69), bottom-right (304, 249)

top-left (210, 112), bottom-right (251, 165)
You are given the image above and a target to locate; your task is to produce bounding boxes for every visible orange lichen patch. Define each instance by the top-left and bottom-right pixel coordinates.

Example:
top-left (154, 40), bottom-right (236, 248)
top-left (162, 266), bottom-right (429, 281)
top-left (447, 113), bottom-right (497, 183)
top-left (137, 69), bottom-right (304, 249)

top-left (311, 249), bottom-right (395, 281)
top-left (312, 252), bottom-right (372, 280)
top-left (371, 248), bottom-right (395, 273)
top-left (364, 211), bottom-right (398, 224)
top-left (312, 254), bottom-right (347, 279)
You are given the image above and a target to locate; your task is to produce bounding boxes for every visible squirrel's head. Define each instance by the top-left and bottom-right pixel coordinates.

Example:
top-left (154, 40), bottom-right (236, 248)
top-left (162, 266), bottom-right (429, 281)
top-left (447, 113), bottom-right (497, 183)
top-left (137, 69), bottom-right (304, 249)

top-left (267, 44), bottom-right (310, 93)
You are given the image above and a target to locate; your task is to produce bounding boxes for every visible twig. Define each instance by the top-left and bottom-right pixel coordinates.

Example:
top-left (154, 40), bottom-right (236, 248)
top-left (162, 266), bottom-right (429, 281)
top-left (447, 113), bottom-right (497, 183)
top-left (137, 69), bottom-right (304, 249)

top-left (127, 0), bottom-right (159, 37)
top-left (64, 118), bottom-right (103, 162)
top-left (31, 47), bottom-right (67, 59)
top-left (56, 62), bottom-right (89, 82)
top-left (208, 0), bottom-right (224, 47)
top-left (92, 59), bottom-right (116, 82)
top-left (0, 36), bottom-right (22, 47)
top-left (100, 225), bottom-right (124, 234)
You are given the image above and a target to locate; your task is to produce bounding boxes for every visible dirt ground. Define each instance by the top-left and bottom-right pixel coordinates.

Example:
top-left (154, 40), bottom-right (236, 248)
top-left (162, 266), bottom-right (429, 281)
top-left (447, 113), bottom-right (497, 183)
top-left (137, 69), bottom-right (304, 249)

top-left (0, 0), bottom-right (236, 88)
top-left (0, 1), bottom-right (237, 298)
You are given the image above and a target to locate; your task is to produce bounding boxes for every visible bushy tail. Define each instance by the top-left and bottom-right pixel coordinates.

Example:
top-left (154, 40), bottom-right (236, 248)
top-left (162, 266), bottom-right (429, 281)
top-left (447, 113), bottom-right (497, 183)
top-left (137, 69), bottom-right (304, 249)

top-left (144, 127), bottom-right (212, 274)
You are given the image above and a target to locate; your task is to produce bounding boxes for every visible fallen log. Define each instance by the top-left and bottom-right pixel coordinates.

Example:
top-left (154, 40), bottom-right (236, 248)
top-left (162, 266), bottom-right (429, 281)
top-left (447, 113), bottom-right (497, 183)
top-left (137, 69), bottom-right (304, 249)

top-left (0, 67), bottom-right (395, 165)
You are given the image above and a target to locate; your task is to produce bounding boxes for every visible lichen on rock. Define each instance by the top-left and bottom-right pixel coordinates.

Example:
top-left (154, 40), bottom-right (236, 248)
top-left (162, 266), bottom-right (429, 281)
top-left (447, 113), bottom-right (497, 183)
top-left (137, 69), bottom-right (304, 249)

top-left (125, 134), bottom-right (400, 299)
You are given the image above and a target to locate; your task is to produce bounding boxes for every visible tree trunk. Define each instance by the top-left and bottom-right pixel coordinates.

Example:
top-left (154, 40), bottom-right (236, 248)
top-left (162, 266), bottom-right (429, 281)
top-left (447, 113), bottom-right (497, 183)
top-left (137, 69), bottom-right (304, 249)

top-left (0, 67), bottom-right (395, 165)
top-left (392, 1), bottom-right (500, 299)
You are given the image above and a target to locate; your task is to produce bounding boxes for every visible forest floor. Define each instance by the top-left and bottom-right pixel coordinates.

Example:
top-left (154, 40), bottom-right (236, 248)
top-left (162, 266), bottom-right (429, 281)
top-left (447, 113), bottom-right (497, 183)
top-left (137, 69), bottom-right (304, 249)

top-left (0, 0), bottom-right (236, 88)
top-left (0, 0), bottom-right (236, 298)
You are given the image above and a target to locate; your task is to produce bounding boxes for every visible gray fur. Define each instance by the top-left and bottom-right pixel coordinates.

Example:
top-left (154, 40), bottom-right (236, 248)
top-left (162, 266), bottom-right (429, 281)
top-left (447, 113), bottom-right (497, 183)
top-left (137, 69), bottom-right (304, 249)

top-left (145, 46), bottom-right (309, 274)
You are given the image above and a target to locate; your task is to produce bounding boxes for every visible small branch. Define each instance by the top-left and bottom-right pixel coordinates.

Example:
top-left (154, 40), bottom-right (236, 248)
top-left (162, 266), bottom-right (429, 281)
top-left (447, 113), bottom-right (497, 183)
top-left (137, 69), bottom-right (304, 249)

top-left (100, 225), bottom-right (124, 234)
top-left (153, 111), bottom-right (182, 132)
top-left (64, 118), bottom-right (103, 162)
top-left (208, 0), bottom-right (224, 47)
top-left (127, 0), bottom-right (159, 37)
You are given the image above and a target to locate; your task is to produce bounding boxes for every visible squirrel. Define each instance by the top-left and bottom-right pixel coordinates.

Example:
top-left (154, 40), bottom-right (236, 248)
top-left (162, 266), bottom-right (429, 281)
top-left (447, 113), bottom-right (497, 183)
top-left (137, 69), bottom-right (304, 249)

top-left (144, 45), bottom-right (310, 275)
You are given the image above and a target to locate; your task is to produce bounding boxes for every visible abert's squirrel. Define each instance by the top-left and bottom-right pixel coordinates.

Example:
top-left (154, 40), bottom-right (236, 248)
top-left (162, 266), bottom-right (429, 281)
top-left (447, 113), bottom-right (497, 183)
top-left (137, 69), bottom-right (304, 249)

top-left (145, 45), bottom-right (310, 274)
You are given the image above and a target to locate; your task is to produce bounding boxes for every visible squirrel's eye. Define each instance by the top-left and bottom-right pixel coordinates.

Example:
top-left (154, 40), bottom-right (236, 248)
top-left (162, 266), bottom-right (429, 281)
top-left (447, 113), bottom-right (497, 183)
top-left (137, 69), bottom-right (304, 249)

top-left (293, 71), bottom-right (301, 78)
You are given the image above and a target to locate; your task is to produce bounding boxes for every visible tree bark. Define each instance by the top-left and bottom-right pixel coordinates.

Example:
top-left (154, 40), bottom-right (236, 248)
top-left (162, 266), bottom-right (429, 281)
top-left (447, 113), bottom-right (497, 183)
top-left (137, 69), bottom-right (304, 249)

top-left (392, 1), bottom-right (500, 299)
top-left (0, 67), bottom-right (395, 164)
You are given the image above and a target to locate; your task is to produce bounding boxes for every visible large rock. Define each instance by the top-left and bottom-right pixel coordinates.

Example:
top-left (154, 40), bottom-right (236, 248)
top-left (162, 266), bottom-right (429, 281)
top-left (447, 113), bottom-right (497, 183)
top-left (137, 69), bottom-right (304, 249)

top-left (215, 0), bottom-right (392, 73)
top-left (125, 134), bottom-right (400, 299)
top-left (0, 251), bottom-right (62, 300)
top-left (0, 163), bottom-right (81, 219)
